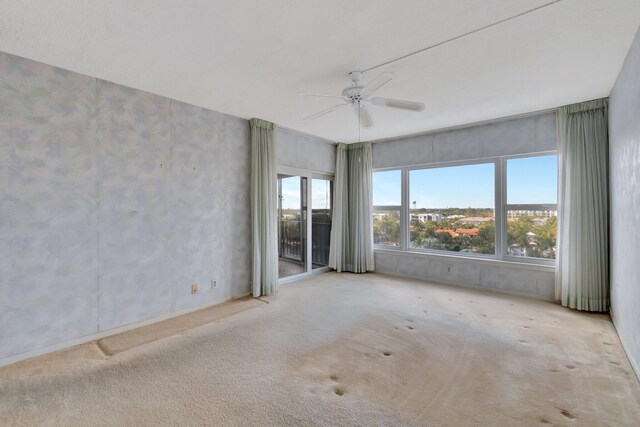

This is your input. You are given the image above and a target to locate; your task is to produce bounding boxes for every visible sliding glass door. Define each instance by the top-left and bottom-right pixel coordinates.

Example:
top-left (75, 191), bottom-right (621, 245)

top-left (278, 174), bottom-right (307, 279)
top-left (277, 170), bottom-right (333, 280)
top-left (311, 178), bottom-right (332, 269)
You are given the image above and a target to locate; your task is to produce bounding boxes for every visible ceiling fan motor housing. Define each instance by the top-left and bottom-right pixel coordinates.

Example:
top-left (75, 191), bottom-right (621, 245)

top-left (342, 85), bottom-right (366, 103)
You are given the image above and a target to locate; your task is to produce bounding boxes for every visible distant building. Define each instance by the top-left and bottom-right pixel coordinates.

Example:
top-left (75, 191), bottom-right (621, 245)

top-left (533, 218), bottom-right (549, 226)
top-left (435, 229), bottom-right (458, 238)
top-left (508, 245), bottom-right (526, 257)
top-left (507, 210), bottom-right (557, 219)
top-left (373, 212), bottom-right (392, 221)
top-left (459, 216), bottom-right (493, 226)
top-left (455, 228), bottom-right (479, 237)
top-left (446, 214), bottom-right (466, 220)
top-left (412, 213), bottom-right (442, 222)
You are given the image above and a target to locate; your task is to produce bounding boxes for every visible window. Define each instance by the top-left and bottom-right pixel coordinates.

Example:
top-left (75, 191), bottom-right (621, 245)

top-left (373, 170), bottom-right (401, 247)
top-left (372, 152), bottom-right (558, 265)
top-left (409, 163), bottom-right (495, 255)
top-left (505, 155), bottom-right (558, 260)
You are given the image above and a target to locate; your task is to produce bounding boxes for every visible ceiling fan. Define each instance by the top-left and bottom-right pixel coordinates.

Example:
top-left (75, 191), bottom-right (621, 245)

top-left (299, 71), bottom-right (425, 128)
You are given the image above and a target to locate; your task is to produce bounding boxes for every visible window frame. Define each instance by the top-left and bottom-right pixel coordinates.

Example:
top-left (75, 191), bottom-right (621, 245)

top-left (277, 165), bottom-right (335, 284)
top-left (372, 167), bottom-right (404, 249)
top-left (501, 153), bottom-right (558, 264)
top-left (406, 159), bottom-right (498, 260)
top-left (372, 151), bottom-right (557, 266)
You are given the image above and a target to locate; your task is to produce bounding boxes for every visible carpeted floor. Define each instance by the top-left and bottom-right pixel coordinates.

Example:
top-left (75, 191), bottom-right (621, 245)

top-left (1, 272), bottom-right (639, 426)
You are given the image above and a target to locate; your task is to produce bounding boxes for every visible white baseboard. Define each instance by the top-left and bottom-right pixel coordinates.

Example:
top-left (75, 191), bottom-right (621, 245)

top-left (0, 292), bottom-right (251, 369)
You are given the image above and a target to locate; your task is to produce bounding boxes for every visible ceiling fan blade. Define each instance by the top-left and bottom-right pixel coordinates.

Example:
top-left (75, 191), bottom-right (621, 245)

top-left (371, 97), bottom-right (425, 111)
top-left (298, 92), bottom-right (344, 99)
top-left (363, 72), bottom-right (393, 92)
top-left (303, 103), bottom-right (348, 121)
top-left (354, 104), bottom-right (373, 128)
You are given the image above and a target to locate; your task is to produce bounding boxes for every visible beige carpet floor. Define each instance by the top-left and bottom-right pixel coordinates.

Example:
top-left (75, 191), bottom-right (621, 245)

top-left (1, 272), bottom-right (639, 426)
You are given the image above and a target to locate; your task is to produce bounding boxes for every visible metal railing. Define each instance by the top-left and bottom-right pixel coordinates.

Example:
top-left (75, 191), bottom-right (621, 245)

top-left (312, 221), bottom-right (331, 266)
top-left (279, 220), bottom-right (331, 267)
top-left (280, 219), bottom-right (303, 260)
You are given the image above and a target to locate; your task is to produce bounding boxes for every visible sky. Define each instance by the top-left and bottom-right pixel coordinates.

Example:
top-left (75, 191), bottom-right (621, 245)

top-left (373, 155), bottom-right (557, 208)
top-left (279, 155), bottom-right (557, 210)
top-left (506, 155), bottom-right (557, 204)
top-left (280, 177), bottom-right (331, 210)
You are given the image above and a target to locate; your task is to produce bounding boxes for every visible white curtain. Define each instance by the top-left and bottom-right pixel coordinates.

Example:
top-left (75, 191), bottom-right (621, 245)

top-left (556, 99), bottom-right (609, 311)
top-left (328, 144), bottom-right (348, 271)
top-left (328, 142), bottom-right (375, 273)
top-left (250, 118), bottom-right (278, 297)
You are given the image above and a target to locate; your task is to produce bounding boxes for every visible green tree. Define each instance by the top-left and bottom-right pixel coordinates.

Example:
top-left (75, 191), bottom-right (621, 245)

top-left (476, 222), bottom-right (495, 254)
top-left (508, 217), bottom-right (533, 251)
top-left (374, 215), bottom-right (400, 245)
top-left (531, 216), bottom-right (557, 259)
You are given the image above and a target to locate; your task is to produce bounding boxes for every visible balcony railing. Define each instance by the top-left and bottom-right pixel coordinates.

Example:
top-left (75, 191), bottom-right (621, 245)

top-left (312, 221), bottom-right (331, 266)
top-left (279, 219), bottom-right (331, 267)
top-left (280, 219), bottom-right (302, 260)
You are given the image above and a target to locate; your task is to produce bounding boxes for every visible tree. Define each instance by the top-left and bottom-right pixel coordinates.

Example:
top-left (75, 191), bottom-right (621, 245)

top-left (531, 217), bottom-right (557, 259)
top-left (374, 215), bottom-right (400, 245)
top-left (508, 217), bottom-right (533, 252)
top-left (476, 222), bottom-right (495, 254)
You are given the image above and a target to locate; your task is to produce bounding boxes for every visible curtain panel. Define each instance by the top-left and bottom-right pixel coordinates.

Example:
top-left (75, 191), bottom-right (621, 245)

top-left (328, 142), bottom-right (375, 273)
top-left (250, 118), bottom-right (278, 297)
top-left (556, 99), bottom-right (609, 311)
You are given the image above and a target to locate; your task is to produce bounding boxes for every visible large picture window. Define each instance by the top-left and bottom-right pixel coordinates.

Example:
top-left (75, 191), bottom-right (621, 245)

top-left (372, 152), bottom-right (557, 265)
top-left (409, 163), bottom-right (495, 254)
top-left (505, 155), bottom-right (558, 260)
top-left (372, 170), bottom-right (401, 247)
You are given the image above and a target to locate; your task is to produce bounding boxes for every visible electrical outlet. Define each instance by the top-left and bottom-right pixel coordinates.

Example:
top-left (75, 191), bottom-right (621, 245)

top-left (211, 279), bottom-right (217, 289)
top-left (447, 266), bottom-right (451, 273)
top-left (191, 283), bottom-right (198, 294)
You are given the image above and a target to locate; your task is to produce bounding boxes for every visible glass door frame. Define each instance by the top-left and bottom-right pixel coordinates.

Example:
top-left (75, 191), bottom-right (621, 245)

top-left (277, 166), bottom-right (333, 285)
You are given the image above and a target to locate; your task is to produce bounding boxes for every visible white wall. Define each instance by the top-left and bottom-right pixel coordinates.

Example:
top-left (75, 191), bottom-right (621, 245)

top-left (609, 27), bottom-right (640, 379)
top-left (372, 113), bottom-right (556, 300)
top-left (0, 51), bottom-right (335, 365)
top-left (276, 127), bottom-right (336, 174)
top-left (375, 251), bottom-right (555, 300)
top-left (373, 114), bottom-right (556, 169)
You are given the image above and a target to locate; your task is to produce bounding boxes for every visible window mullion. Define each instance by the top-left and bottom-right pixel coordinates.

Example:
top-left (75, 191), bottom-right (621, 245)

top-left (496, 158), bottom-right (506, 260)
top-left (401, 167), bottom-right (409, 250)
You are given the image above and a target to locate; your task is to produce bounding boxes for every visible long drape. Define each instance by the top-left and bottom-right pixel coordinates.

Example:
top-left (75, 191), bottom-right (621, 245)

top-left (328, 144), bottom-right (349, 271)
top-left (328, 142), bottom-right (375, 273)
top-left (556, 99), bottom-right (609, 311)
top-left (250, 118), bottom-right (278, 297)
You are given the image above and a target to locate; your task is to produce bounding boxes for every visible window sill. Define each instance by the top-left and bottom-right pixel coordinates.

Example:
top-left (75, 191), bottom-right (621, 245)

top-left (374, 248), bottom-right (556, 272)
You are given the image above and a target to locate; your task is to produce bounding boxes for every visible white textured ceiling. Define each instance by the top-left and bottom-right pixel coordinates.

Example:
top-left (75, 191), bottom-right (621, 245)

top-left (1, 0), bottom-right (639, 142)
